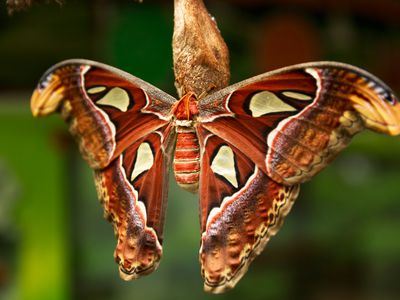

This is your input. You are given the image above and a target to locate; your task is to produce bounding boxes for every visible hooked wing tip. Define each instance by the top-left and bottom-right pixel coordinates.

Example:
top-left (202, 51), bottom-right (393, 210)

top-left (30, 73), bottom-right (65, 117)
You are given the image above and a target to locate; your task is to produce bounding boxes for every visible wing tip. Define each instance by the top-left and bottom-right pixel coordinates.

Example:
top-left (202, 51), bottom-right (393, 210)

top-left (202, 262), bottom-right (250, 294)
top-left (30, 77), bottom-right (66, 117)
top-left (118, 259), bottom-right (161, 281)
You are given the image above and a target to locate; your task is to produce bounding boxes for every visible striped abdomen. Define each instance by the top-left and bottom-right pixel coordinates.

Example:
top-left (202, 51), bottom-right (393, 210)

top-left (173, 127), bottom-right (200, 192)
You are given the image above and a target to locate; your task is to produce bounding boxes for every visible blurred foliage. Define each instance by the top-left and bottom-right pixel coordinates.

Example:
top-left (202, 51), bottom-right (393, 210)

top-left (0, 0), bottom-right (399, 300)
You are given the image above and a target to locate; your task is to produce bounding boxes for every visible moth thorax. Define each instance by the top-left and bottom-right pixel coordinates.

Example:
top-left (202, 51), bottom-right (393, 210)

top-left (173, 126), bottom-right (200, 193)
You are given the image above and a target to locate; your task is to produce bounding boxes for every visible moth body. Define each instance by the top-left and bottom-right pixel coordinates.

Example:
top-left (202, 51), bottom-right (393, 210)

top-left (172, 93), bottom-right (201, 192)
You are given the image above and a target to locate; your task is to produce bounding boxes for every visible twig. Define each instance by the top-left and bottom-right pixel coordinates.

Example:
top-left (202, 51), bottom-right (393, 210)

top-left (6, 0), bottom-right (63, 15)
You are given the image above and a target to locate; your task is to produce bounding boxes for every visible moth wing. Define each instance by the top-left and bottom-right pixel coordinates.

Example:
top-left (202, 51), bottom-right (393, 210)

top-left (95, 126), bottom-right (175, 279)
top-left (31, 59), bottom-right (176, 169)
top-left (196, 126), bottom-right (299, 292)
top-left (199, 61), bottom-right (400, 185)
top-left (197, 61), bottom-right (400, 292)
top-left (31, 59), bottom-right (177, 278)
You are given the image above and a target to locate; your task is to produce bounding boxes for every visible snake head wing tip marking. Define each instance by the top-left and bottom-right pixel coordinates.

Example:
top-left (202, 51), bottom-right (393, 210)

top-left (31, 74), bottom-right (66, 117)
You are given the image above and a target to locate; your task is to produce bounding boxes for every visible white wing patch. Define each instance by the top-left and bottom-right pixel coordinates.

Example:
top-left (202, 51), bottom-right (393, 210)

top-left (87, 86), bottom-right (107, 94)
top-left (282, 91), bottom-right (313, 101)
top-left (131, 142), bottom-right (154, 181)
top-left (249, 91), bottom-right (296, 117)
top-left (211, 145), bottom-right (238, 188)
top-left (96, 87), bottom-right (130, 112)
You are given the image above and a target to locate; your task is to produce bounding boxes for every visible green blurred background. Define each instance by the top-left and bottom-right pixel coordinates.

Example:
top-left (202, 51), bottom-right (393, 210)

top-left (0, 0), bottom-right (400, 299)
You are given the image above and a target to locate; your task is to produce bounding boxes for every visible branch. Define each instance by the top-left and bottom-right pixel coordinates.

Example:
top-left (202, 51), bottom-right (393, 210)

top-left (6, 0), bottom-right (63, 15)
